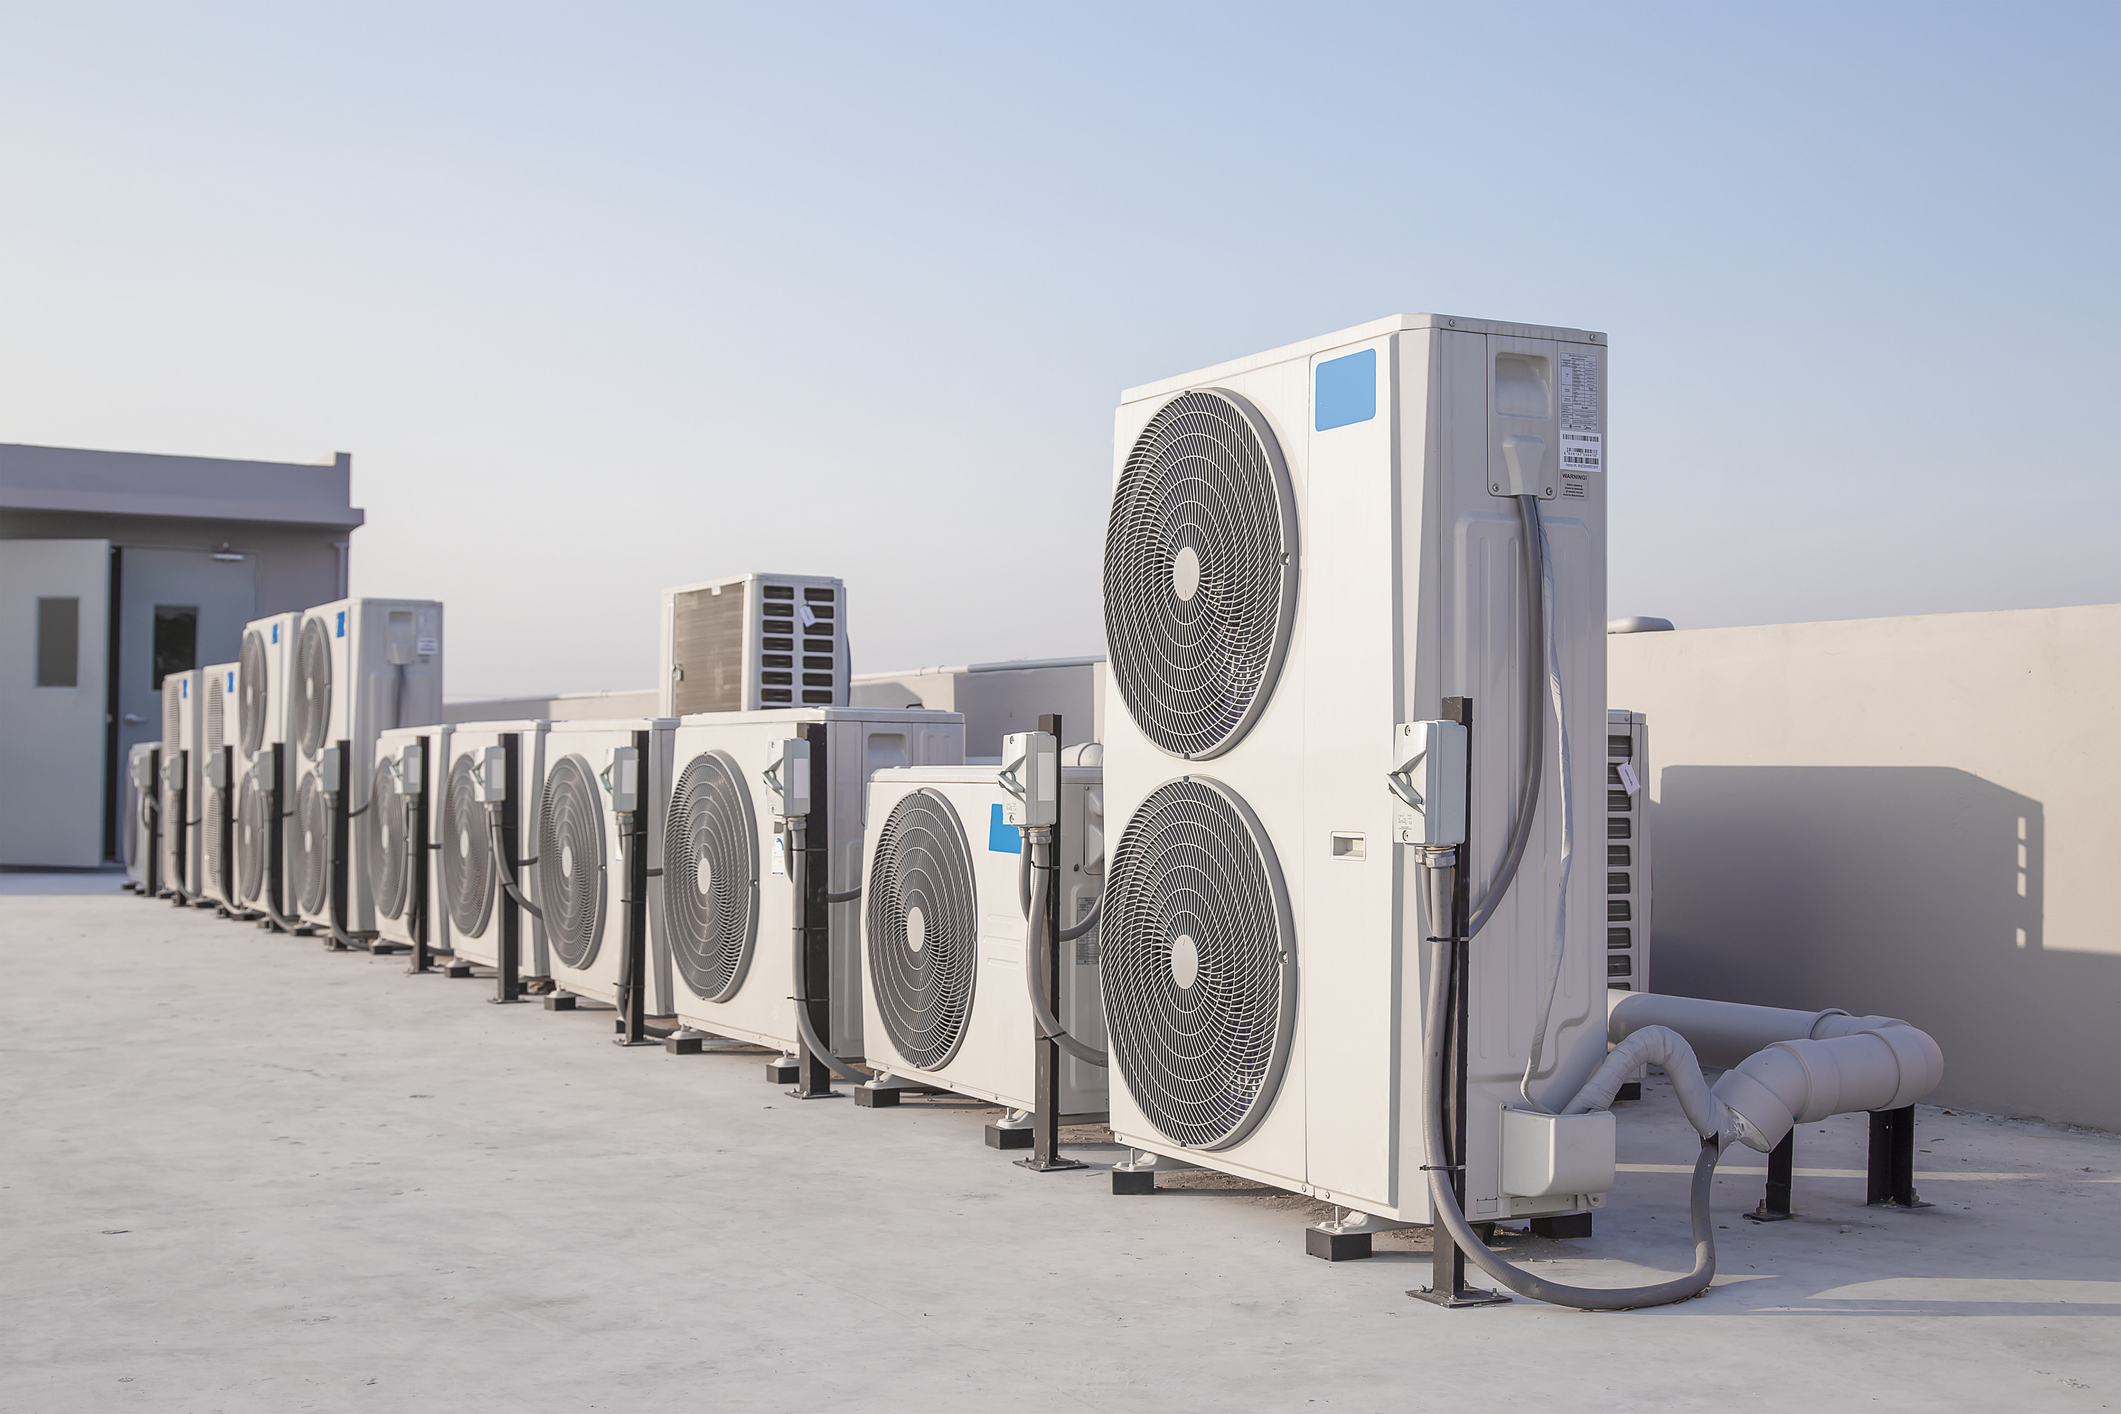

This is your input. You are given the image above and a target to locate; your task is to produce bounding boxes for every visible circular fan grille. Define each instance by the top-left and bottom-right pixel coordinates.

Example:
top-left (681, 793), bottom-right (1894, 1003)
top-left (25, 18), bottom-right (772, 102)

top-left (865, 789), bottom-right (979, 1072)
top-left (1104, 388), bottom-right (1297, 760)
top-left (295, 617), bottom-right (332, 759)
top-left (662, 751), bottom-right (759, 1003)
top-left (538, 754), bottom-right (606, 971)
top-left (237, 775), bottom-right (267, 903)
top-left (1101, 776), bottom-right (1296, 1150)
top-left (238, 630), bottom-right (268, 755)
top-left (440, 753), bottom-right (493, 938)
top-left (293, 771), bottom-right (330, 916)
top-left (369, 760), bottom-right (411, 921)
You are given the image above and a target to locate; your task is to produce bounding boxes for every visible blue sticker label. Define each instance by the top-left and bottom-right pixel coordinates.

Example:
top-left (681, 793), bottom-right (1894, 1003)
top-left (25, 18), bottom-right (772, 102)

top-left (271, 624), bottom-right (278, 644)
top-left (1315, 347), bottom-right (1377, 431)
top-left (181, 680), bottom-right (188, 697)
top-left (336, 611), bottom-right (346, 637)
top-left (988, 803), bottom-right (1021, 853)
top-left (228, 671), bottom-right (236, 691)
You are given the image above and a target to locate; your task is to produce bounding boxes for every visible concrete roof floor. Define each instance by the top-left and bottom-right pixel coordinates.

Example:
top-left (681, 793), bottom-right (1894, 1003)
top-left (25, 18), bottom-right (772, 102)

top-left (2, 877), bottom-right (2115, 1413)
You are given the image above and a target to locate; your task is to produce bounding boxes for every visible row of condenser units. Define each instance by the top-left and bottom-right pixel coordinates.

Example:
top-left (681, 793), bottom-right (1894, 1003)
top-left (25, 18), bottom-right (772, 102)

top-left (125, 314), bottom-right (1690, 1250)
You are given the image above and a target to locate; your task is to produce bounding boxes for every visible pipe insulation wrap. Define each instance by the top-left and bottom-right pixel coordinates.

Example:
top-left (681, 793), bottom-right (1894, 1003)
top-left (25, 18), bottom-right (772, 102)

top-left (1712, 1027), bottom-right (1946, 1151)
top-left (1606, 990), bottom-right (1919, 1071)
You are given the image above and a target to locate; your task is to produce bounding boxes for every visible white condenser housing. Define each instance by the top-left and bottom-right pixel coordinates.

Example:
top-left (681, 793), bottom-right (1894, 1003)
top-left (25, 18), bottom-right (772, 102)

top-left (654, 708), bottom-right (965, 1057)
top-left (198, 661), bottom-right (240, 908)
top-left (859, 761), bottom-right (1106, 1116)
top-left (659, 574), bottom-right (849, 716)
top-left (536, 718), bottom-right (674, 1006)
top-left (1098, 314), bottom-right (1611, 1225)
top-left (370, 724), bottom-right (443, 954)
top-left (439, 720), bottom-right (551, 975)
top-left (160, 670), bottom-right (201, 900)
top-left (125, 741), bottom-right (157, 893)
top-left (288, 599), bottom-right (444, 938)
top-left (235, 612), bottom-right (302, 920)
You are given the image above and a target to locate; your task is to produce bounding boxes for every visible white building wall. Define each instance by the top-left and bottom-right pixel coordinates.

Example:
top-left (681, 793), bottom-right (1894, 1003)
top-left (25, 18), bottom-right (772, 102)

top-left (1609, 604), bottom-right (2121, 1131)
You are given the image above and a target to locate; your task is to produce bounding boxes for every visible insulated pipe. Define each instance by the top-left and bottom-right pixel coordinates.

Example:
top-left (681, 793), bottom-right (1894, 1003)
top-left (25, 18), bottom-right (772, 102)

top-left (1021, 837), bottom-right (1108, 1068)
top-left (1607, 991), bottom-right (1914, 1071)
top-left (485, 809), bottom-right (544, 920)
top-left (1463, 495), bottom-right (1548, 940)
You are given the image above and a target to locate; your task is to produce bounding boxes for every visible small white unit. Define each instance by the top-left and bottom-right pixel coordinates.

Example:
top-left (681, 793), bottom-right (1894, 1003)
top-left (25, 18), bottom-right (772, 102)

top-left (160, 670), bottom-right (201, 899)
top-left (288, 598), bottom-right (445, 939)
top-left (859, 761), bottom-right (1106, 1115)
top-left (125, 741), bottom-right (158, 893)
top-left (655, 708), bottom-right (965, 1056)
top-left (1605, 709), bottom-right (1652, 994)
top-left (235, 611), bottom-right (303, 920)
top-left (1099, 314), bottom-right (1612, 1225)
top-left (197, 661), bottom-right (240, 908)
top-left (438, 720), bottom-right (550, 975)
top-left (659, 573), bottom-right (849, 716)
top-left (536, 718), bottom-right (674, 1006)
top-left (370, 724), bottom-right (443, 954)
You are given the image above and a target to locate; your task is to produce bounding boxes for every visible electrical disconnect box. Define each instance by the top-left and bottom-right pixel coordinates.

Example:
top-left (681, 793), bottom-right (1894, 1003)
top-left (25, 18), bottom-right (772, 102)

top-left (1605, 709), bottom-right (1651, 993)
top-left (1390, 720), bottom-right (1468, 846)
top-left (600, 746), bottom-right (641, 815)
top-left (1000, 730), bottom-right (1057, 828)
top-left (767, 738), bottom-right (811, 819)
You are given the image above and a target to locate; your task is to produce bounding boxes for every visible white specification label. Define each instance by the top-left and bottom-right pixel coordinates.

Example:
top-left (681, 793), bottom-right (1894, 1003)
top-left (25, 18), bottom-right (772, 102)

top-left (1560, 429), bottom-right (1602, 474)
top-left (1559, 349), bottom-right (1602, 474)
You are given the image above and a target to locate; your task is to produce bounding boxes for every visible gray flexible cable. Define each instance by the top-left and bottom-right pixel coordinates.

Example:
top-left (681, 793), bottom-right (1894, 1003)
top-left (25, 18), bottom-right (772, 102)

top-left (1464, 495), bottom-right (1548, 941)
top-left (1022, 845), bottom-right (1108, 1068)
top-left (485, 808), bottom-right (544, 920)
top-left (1057, 892), bottom-right (1101, 942)
top-left (784, 820), bottom-right (871, 1085)
top-left (1422, 933), bottom-right (1720, 1310)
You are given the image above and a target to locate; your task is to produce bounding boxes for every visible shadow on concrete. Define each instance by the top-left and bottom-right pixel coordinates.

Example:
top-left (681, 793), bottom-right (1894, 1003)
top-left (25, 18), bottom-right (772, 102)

top-left (1653, 767), bottom-right (2118, 1132)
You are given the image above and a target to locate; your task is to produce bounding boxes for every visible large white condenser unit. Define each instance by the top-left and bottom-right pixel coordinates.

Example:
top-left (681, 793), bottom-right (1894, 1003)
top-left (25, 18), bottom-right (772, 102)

top-left (858, 759), bottom-right (1105, 1115)
top-left (235, 612), bottom-right (303, 925)
top-left (1097, 314), bottom-right (1611, 1232)
top-left (535, 717), bottom-right (673, 1011)
top-left (370, 724), bottom-right (443, 957)
top-left (198, 661), bottom-right (241, 910)
top-left (288, 598), bottom-right (444, 944)
top-left (659, 574), bottom-right (849, 716)
top-left (439, 720), bottom-right (551, 981)
top-left (160, 670), bottom-right (201, 901)
top-left (654, 708), bottom-right (965, 1063)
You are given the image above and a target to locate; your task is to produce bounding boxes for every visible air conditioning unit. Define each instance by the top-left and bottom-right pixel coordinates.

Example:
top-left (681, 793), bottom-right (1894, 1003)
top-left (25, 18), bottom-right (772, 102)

top-left (160, 670), bottom-right (201, 901)
top-left (1098, 314), bottom-right (1610, 1233)
top-left (535, 717), bottom-right (674, 1009)
top-left (288, 598), bottom-right (445, 943)
top-left (654, 708), bottom-right (965, 1062)
top-left (858, 759), bottom-right (1105, 1115)
top-left (370, 724), bottom-right (443, 956)
top-left (124, 741), bottom-right (158, 894)
top-left (235, 612), bottom-right (303, 924)
top-left (659, 574), bottom-right (849, 716)
top-left (1604, 710), bottom-right (1651, 994)
top-left (438, 720), bottom-right (551, 979)
top-left (197, 661), bottom-right (241, 910)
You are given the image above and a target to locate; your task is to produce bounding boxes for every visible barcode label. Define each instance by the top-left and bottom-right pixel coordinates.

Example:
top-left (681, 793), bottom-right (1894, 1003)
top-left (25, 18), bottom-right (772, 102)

top-left (1560, 429), bottom-right (1603, 474)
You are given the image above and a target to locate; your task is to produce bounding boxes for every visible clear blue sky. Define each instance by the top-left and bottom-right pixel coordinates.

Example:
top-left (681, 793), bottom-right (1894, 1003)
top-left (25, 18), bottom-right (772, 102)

top-left (2, 1), bottom-right (2113, 697)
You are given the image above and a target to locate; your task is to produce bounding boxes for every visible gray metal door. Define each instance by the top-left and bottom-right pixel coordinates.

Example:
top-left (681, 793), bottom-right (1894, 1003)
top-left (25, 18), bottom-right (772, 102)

top-left (0, 539), bottom-right (111, 865)
top-left (115, 547), bottom-right (259, 847)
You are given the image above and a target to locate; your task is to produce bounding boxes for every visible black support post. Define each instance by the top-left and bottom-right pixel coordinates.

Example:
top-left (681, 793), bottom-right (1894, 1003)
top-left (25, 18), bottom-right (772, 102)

top-left (494, 732), bottom-right (524, 1002)
top-left (1748, 1128), bottom-right (1795, 1221)
top-left (615, 731), bottom-right (654, 1046)
top-left (408, 733), bottom-right (434, 974)
top-left (169, 751), bottom-right (188, 903)
top-left (1867, 1106), bottom-right (1925, 1208)
top-left (791, 721), bottom-right (838, 1095)
top-left (1019, 713), bottom-right (1084, 1174)
top-left (144, 747), bottom-right (162, 899)
top-left (327, 740), bottom-right (352, 949)
top-left (216, 745), bottom-right (236, 909)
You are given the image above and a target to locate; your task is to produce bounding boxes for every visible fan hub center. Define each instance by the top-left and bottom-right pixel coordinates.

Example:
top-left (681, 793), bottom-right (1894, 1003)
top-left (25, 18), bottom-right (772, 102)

top-left (1170, 932), bottom-right (1200, 990)
top-left (906, 905), bottom-right (927, 953)
top-left (1171, 544), bottom-right (1202, 604)
top-left (561, 843), bottom-right (575, 879)
top-left (695, 848), bottom-right (714, 897)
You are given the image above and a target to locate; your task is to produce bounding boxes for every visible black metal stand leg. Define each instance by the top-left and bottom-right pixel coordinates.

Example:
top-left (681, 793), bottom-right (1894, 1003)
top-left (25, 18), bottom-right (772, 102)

top-left (1016, 714), bottom-right (1084, 1174)
top-left (1868, 1106), bottom-right (1926, 1208)
top-left (1748, 1129), bottom-right (1796, 1221)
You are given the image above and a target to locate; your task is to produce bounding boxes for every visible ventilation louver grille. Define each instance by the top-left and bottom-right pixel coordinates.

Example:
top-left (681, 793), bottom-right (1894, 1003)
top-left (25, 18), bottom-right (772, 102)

top-left (239, 630), bottom-right (268, 754)
top-left (369, 759), bottom-right (411, 921)
top-left (865, 789), bottom-right (979, 1072)
top-left (1102, 776), bottom-right (1295, 1150)
top-left (162, 680), bottom-right (181, 747)
top-left (293, 771), bottom-right (330, 916)
top-left (663, 751), bottom-right (758, 1003)
top-left (538, 754), bottom-right (606, 970)
top-left (237, 775), bottom-right (267, 903)
top-left (295, 617), bottom-right (332, 759)
top-left (441, 753), bottom-right (493, 938)
top-left (1104, 388), bottom-right (1297, 761)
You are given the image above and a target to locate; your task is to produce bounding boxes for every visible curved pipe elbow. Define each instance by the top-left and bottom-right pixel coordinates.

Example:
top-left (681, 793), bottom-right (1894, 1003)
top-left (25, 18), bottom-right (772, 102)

top-left (1711, 1026), bottom-right (1945, 1153)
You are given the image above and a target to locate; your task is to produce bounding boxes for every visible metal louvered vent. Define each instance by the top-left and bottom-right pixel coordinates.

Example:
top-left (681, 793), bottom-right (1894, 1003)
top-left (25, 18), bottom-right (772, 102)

top-left (295, 617), bottom-right (332, 759)
top-left (237, 775), bottom-right (267, 903)
top-left (663, 751), bottom-right (758, 1003)
top-left (293, 771), bottom-right (330, 916)
top-left (239, 630), bottom-right (268, 754)
top-left (162, 681), bottom-right (181, 747)
top-left (1102, 776), bottom-right (1295, 1151)
top-left (205, 676), bottom-right (225, 756)
top-left (865, 789), bottom-right (979, 1071)
top-left (441, 753), bottom-right (493, 938)
top-left (369, 760), bottom-right (411, 921)
top-left (1104, 388), bottom-right (1298, 760)
top-left (538, 754), bottom-right (606, 970)
top-left (202, 781), bottom-right (226, 898)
